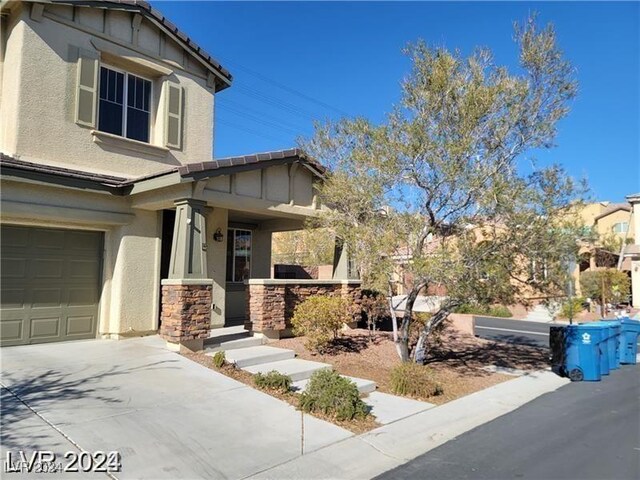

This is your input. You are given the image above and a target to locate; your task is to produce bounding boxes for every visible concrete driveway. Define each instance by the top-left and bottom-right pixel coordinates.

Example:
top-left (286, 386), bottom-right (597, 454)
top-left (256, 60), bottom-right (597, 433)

top-left (0, 336), bottom-right (351, 479)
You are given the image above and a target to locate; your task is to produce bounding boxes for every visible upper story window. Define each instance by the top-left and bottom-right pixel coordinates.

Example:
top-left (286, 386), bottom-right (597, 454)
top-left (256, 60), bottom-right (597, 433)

top-left (75, 53), bottom-right (184, 150)
top-left (612, 222), bottom-right (629, 234)
top-left (226, 229), bottom-right (252, 282)
top-left (98, 66), bottom-right (151, 143)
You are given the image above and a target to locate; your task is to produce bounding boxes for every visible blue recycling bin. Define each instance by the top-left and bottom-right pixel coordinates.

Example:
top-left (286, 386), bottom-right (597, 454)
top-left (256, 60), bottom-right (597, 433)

top-left (599, 320), bottom-right (621, 369)
top-left (587, 321), bottom-right (621, 372)
top-left (581, 322), bottom-right (610, 375)
top-left (618, 318), bottom-right (640, 365)
top-left (564, 324), bottom-right (606, 381)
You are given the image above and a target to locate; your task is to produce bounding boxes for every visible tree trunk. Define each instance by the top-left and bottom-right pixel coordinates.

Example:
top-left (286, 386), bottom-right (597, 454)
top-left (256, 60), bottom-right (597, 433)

top-left (396, 283), bottom-right (426, 362)
top-left (413, 308), bottom-right (450, 364)
top-left (388, 283), bottom-right (403, 359)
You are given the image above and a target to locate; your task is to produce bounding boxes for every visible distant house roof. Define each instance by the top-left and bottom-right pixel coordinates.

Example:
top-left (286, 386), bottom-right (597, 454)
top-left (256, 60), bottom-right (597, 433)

top-left (594, 203), bottom-right (631, 222)
top-left (0, 148), bottom-right (325, 194)
top-left (42, 0), bottom-right (232, 91)
top-left (627, 192), bottom-right (640, 203)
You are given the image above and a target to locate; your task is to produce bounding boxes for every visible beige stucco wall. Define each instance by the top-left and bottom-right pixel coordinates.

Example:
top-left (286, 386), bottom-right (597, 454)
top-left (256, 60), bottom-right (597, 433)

top-left (0, 3), bottom-right (216, 178)
top-left (101, 209), bottom-right (160, 337)
top-left (207, 166), bottom-right (316, 209)
top-left (0, 179), bottom-right (133, 226)
top-left (578, 202), bottom-right (607, 227)
top-left (205, 207), bottom-right (228, 328)
top-left (595, 209), bottom-right (634, 241)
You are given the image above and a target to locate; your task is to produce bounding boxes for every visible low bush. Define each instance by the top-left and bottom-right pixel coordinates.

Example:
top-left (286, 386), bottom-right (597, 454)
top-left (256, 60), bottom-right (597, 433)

top-left (254, 371), bottom-right (292, 394)
top-left (212, 351), bottom-right (226, 368)
top-left (487, 305), bottom-right (512, 318)
top-left (291, 296), bottom-right (351, 352)
top-left (559, 297), bottom-right (586, 319)
top-left (390, 362), bottom-right (444, 399)
top-left (299, 369), bottom-right (369, 421)
top-left (454, 304), bottom-right (512, 318)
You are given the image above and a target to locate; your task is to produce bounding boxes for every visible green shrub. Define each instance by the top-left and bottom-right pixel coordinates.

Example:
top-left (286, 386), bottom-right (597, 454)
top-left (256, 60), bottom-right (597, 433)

top-left (254, 371), bottom-right (292, 393)
top-left (390, 362), bottom-right (443, 398)
top-left (212, 351), bottom-right (226, 368)
top-left (291, 296), bottom-right (351, 352)
top-left (559, 297), bottom-right (585, 319)
top-left (299, 369), bottom-right (369, 421)
top-left (487, 305), bottom-right (512, 318)
top-left (453, 304), bottom-right (512, 318)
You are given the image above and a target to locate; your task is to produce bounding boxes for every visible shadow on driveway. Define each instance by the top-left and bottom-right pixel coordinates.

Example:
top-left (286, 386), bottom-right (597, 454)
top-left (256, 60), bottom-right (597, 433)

top-left (1, 359), bottom-right (179, 451)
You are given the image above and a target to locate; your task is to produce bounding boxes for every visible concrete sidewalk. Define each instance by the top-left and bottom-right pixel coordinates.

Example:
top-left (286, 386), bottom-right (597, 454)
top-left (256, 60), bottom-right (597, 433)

top-left (249, 371), bottom-right (569, 479)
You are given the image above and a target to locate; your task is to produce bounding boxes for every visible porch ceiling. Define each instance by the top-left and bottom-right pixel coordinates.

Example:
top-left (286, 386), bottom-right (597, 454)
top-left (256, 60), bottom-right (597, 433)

top-left (228, 210), bottom-right (305, 232)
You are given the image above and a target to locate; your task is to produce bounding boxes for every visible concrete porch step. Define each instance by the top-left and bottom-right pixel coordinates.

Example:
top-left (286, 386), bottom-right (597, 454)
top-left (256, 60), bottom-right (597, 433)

top-left (203, 336), bottom-right (264, 353)
top-left (292, 375), bottom-right (377, 395)
top-left (205, 325), bottom-right (250, 346)
top-left (243, 358), bottom-right (331, 382)
top-left (214, 346), bottom-right (295, 368)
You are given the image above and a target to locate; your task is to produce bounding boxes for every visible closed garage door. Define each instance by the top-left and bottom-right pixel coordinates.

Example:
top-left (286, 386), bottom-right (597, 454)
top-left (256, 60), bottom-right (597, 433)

top-left (1, 225), bottom-right (103, 346)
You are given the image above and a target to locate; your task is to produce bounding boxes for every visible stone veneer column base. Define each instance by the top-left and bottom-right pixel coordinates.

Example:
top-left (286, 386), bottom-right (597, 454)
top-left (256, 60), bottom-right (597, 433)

top-left (246, 279), bottom-right (362, 339)
top-left (160, 279), bottom-right (213, 351)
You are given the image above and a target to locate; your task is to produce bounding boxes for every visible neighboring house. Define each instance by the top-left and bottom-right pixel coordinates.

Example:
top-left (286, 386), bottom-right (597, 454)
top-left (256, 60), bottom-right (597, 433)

top-left (624, 193), bottom-right (640, 308)
top-left (572, 201), bottom-right (635, 298)
top-left (0, 0), bottom-right (358, 348)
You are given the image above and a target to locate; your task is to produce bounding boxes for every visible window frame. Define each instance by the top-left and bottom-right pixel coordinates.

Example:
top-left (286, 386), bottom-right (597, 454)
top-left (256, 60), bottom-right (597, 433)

top-left (97, 64), bottom-right (154, 144)
top-left (612, 222), bottom-right (629, 234)
top-left (226, 228), bottom-right (253, 283)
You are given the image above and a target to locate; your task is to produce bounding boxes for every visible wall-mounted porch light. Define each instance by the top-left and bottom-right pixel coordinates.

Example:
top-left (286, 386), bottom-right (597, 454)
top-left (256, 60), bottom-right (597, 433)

top-left (213, 228), bottom-right (224, 243)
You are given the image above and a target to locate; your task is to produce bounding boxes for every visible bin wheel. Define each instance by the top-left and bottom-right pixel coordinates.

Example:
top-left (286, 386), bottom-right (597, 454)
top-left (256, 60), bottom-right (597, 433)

top-left (568, 368), bottom-right (584, 382)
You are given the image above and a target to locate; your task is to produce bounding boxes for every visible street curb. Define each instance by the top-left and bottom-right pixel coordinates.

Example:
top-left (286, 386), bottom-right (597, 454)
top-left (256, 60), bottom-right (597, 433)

top-left (247, 371), bottom-right (570, 479)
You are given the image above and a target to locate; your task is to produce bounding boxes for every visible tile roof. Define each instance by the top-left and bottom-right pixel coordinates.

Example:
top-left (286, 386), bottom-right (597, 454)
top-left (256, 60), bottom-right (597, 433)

top-left (1, 148), bottom-right (325, 193)
top-left (46, 0), bottom-right (232, 89)
top-left (0, 152), bottom-right (129, 187)
top-left (178, 148), bottom-right (327, 178)
top-left (594, 202), bottom-right (631, 221)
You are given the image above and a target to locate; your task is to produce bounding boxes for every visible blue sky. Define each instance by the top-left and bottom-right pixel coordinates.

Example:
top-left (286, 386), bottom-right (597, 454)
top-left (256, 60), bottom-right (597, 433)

top-left (155, 1), bottom-right (639, 202)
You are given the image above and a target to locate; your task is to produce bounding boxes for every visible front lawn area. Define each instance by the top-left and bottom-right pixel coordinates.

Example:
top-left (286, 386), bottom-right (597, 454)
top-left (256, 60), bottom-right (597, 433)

top-left (274, 326), bottom-right (549, 405)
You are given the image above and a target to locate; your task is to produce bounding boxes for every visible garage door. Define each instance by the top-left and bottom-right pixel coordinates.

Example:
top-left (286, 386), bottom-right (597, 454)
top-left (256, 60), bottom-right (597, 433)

top-left (1, 226), bottom-right (103, 346)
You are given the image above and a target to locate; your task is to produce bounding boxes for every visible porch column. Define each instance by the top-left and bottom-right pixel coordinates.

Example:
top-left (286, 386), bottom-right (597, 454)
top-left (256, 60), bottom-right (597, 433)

top-left (160, 199), bottom-right (213, 351)
top-left (332, 238), bottom-right (358, 280)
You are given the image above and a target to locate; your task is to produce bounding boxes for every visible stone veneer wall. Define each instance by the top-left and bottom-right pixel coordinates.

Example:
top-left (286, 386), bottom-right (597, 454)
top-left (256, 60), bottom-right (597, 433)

top-left (160, 284), bottom-right (212, 343)
top-left (246, 281), bottom-right (361, 335)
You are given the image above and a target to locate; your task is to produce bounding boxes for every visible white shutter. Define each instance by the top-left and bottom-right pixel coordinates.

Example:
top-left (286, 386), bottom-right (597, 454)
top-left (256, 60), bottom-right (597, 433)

top-left (164, 81), bottom-right (183, 149)
top-left (75, 54), bottom-right (99, 128)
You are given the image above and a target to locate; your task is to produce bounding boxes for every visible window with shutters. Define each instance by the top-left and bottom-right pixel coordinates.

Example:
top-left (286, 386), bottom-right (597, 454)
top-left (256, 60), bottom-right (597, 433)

top-left (98, 66), bottom-right (152, 143)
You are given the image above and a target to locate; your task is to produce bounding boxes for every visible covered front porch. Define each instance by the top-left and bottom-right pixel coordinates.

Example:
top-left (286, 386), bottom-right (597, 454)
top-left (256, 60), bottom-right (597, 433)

top-left (128, 149), bottom-right (360, 350)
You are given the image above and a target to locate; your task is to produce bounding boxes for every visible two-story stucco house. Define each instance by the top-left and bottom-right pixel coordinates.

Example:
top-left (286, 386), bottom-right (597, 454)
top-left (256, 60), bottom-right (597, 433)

top-left (0, 0), bottom-right (359, 348)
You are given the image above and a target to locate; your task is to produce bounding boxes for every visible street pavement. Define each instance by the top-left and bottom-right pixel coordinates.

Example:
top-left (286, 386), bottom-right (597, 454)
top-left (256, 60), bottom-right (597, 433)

top-left (377, 364), bottom-right (640, 480)
top-left (473, 316), bottom-right (551, 347)
top-left (474, 316), bottom-right (640, 349)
